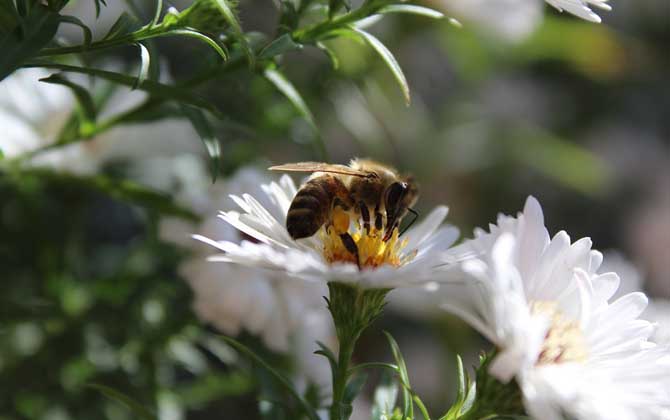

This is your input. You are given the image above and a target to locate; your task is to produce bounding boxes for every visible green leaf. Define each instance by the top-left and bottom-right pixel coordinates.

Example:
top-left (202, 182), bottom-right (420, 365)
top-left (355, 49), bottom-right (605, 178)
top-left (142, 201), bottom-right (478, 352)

top-left (92, 0), bottom-right (108, 18)
top-left (24, 62), bottom-right (224, 119)
top-left (0, 1), bottom-right (19, 34)
top-left (159, 28), bottom-right (228, 61)
top-left (211, 0), bottom-right (254, 67)
top-left (350, 27), bottom-right (411, 105)
top-left (344, 372), bottom-right (368, 404)
top-left (219, 335), bottom-right (320, 420)
top-left (180, 105), bottom-right (221, 182)
top-left (39, 73), bottom-right (97, 123)
top-left (88, 384), bottom-right (157, 420)
top-left (263, 67), bottom-right (327, 159)
top-left (263, 67), bottom-right (316, 129)
top-left (133, 42), bottom-right (150, 89)
top-left (383, 331), bottom-right (413, 419)
top-left (0, 4), bottom-right (60, 81)
top-left (456, 354), bottom-right (466, 404)
top-left (314, 340), bottom-right (338, 373)
top-left (103, 11), bottom-right (142, 40)
top-left (21, 169), bottom-right (198, 220)
top-left (58, 15), bottom-right (93, 47)
top-left (378, 4), bottom-right (444, 19)
top-left (329, 0), bottom-right (351, 18)
top-left (316, 41), bottom-right (339, 69)
top-left (258, 33), bottom-right (303, 60)
top-left (151, 0), bottom-right (163, 27)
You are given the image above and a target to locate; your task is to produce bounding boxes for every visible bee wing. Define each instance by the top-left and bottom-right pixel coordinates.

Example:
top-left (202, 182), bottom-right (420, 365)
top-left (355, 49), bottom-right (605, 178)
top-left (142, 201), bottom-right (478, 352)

top-left (268, 162), bottom-right (372, 177)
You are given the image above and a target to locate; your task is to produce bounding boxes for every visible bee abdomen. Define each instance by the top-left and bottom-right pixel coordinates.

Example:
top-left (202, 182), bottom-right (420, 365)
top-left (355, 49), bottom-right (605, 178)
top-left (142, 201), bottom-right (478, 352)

top-left (286, 179), bottom-right (331, 239)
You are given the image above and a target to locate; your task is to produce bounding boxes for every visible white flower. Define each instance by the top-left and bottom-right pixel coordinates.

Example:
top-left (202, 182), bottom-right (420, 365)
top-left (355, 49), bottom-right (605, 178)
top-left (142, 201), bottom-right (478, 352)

top-left (645, 300), bottom-right (670, 346)
top-left (0, 68), bottom-right (75, 159)
top-left (546, 0), bottom-right (612, 23)
top-left (193, 172), bottom-right (459, 289)
top-left (160, 167), bottom-right (334, 387)
top-left (432, 0), bottom-right (611, 43)
top-left (433, 0), bottom-right (544, 43)
top-left (0, 68), bottom-right (199, 174)
top-left (441, 196), bottom-right (670, 420)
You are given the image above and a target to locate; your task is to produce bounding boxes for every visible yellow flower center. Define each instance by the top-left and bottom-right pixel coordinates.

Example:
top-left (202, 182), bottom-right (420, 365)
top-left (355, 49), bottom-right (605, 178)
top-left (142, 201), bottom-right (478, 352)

top-left (319, 208), bottom-right (414, 269)
top-left (530, 301), bottom-right (589, 365)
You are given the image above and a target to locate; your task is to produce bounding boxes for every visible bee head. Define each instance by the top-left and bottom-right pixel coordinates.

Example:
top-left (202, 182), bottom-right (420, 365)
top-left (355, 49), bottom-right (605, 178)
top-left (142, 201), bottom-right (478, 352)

top-left (383, 176), bottom-right (418, 241)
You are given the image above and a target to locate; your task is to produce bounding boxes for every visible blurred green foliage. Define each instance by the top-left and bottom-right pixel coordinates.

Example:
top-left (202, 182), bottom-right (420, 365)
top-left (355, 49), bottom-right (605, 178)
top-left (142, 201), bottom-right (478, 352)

top-left (0, 0), bottom-right (668, 418)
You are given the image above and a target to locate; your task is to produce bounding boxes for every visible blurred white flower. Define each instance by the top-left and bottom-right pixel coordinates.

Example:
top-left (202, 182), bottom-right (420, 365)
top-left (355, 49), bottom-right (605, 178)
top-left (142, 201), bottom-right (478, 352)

top-left (160, 167), bottom-right (334, 388)
top-left (0, 68), bottom-right (75, 159)
top-left (194, 171), bottom-right (459, 289)
top-left (433, 0), bottom-right (611, 43)
top-left (435, 0), bottom-right (544, 43)
top-left (0, 68), bottom-right (200, 174)
top-left (441, 196), bottom-right (670, 420)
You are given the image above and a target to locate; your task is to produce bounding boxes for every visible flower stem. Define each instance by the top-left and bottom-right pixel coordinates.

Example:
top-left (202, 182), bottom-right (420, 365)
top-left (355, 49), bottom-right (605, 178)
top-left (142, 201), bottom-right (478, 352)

top-left (326, 282), bottom-right (390, 420)
top-left (330, 329), bottom-right (357, 420)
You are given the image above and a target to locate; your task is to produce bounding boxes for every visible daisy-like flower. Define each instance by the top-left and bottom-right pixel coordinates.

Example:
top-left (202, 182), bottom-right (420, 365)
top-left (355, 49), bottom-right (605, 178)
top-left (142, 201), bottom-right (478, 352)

top-left (193, 168), bottom-right (459, 290)
top-left (441, 196), bottom-right (670, 420)
top-left (160, 166), bottom-right (334, 388)
top-left (645, 300), bottom-right (670, 346)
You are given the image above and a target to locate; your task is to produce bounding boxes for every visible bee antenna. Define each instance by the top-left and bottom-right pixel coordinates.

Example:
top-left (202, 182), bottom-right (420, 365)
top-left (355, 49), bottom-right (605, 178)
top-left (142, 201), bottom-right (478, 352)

top-left (399, 208), bottom-right (419, 236)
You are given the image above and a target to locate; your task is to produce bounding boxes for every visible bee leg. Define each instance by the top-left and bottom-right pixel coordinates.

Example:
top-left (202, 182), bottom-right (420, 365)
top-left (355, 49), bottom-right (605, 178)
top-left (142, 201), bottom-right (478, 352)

top-left (358, 201), bottom-right (371, 233)
top-left (339, 232), bottom-right (361, 270)
top-left (374, 204), bottom-right (383, 232)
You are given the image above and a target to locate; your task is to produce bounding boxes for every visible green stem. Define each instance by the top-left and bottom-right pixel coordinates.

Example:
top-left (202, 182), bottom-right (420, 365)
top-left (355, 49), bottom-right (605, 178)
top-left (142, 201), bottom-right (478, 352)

top-left (292, 2), bottom-right (381, 43)
top-left (330, 331), bottom-right (357, 420)
top-left (326, 282), bottom-right (390, 420)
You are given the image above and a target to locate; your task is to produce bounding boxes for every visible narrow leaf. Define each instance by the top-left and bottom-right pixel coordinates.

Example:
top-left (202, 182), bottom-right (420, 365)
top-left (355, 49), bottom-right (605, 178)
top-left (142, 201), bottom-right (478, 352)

top-left (344, 372), bottom-right (368, 404)
top-left (212, 0), bottom-right (254, 67)
top-left (180, 105), bottom-right (221, 181)
top-left (24, 62), bottom-right (224, 119)
top-left (23, 169), bottom-right (198, 220)
top-left (258, 33), bottom-right (303, 59)
top-left (316, 41), bottom-right (339, 69)
top-left (315, 340), bottom-right (337, 369)
top-left (264, 67), bottom-right (327, 159)
top-left (88, 384), bottom-right (157, 420)
top-left (456, 354), bottom-right (466, 404)
top-left (39, 73), bottom-right (96, 123)
top-left (219, 335), bottom-right (320, 420)
top-left (103, 11), bottom-right (142, 40)
top-left (59, 15), bottom-right (93, 47)
top-left (159, 28), bottom-right (228, 60)
top-left (133, 42), bottom-right (150, 89)
top-left (263, 68), bottom-right (316, 129)
top-left (378, 5), bottom-right (444, 19)
top-left (383, 331), bottom-right (413, 419)
top-left (351, 27), bottom-right (410, 105)
top-left (151, 0), bottom-right (163, 26)
top-left (92, 0), bottom-right (108, 18)
top-left (0, 5), bottom-right (60, 81)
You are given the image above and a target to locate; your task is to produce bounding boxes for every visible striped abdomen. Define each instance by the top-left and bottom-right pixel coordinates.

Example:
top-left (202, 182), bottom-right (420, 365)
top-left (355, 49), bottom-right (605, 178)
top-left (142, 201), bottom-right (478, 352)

top-left (286, 175), bottom-right (342, 239)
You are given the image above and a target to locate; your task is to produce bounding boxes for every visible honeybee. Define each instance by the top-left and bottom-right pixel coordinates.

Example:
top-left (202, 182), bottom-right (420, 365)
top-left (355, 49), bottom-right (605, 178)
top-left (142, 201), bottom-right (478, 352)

top-left (269, 159), bottom-right (419, 264)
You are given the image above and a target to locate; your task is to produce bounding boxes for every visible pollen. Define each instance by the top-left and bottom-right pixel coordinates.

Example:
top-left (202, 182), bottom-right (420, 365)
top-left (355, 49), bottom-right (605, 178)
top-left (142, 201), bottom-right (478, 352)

top-left (319, 222), bottom-right (413, 270)
top-left (530, 301), bottom-right (589, 366)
